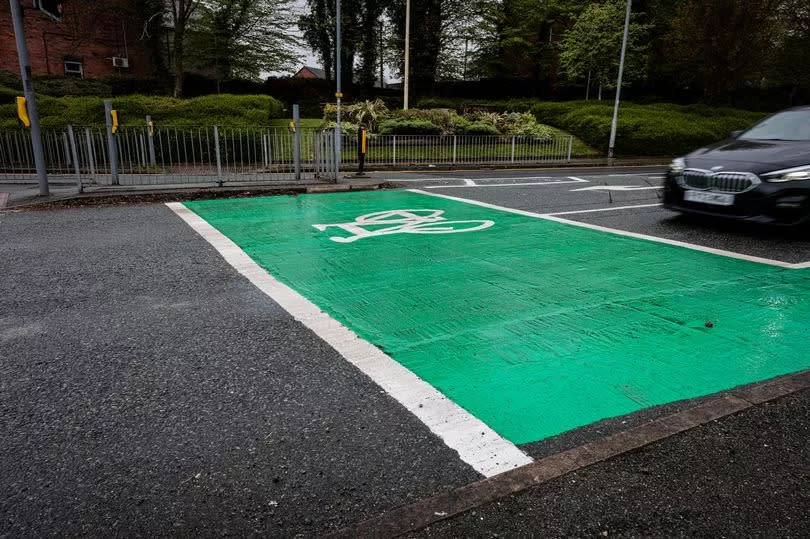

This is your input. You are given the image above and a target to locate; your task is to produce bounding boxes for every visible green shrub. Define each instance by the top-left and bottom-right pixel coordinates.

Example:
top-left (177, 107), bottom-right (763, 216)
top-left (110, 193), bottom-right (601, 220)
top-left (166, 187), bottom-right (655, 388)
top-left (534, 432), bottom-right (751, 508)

top-left (0, 86), bottom-right (19, 105)
top-left (322, 99), bottom-right (392, 130)
top-left (378, 118), bottom-right (443, 135)
top-left (531, 100), bottom-right (767, 155)
top-left (0, 93), bottom-right (285, 129)
top-left (457, 121), bottom-right (501, 136)
top-left (322, 121), bottom-right (360, 136)
top-left (391, 108), bottom-right (462, 135)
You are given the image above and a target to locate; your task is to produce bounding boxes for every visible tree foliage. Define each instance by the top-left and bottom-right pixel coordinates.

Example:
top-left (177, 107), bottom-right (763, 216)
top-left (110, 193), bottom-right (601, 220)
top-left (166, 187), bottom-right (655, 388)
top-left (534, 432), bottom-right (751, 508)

top-left (186, 0), bottom-right (301, 85)
top-left (558, 0), bottom-right (649, 98)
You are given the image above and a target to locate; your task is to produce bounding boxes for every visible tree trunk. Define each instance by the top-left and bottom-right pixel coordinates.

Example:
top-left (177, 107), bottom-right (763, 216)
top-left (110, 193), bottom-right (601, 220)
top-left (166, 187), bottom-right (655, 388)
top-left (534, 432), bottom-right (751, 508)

top-left (598, 83), bottom-right (602, 101)
top-left (173, 16), bottom-right (185, 97)
top-left (585, 70), bottom-right (591, 100)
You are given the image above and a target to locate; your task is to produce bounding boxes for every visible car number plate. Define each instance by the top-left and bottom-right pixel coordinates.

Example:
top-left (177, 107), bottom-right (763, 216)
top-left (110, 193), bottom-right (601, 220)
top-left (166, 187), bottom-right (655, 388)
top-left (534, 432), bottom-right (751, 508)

top-left (683, 190), bottom-right (735, 206)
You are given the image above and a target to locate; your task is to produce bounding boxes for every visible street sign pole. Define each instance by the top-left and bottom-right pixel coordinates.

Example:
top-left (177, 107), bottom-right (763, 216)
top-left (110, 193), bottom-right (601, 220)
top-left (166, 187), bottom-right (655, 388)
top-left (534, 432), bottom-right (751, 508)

top-left (9, 0), bottom-right (49, 196)
top-left (608, 0), bottom-right (632, 161)
top-left (335, 0), bottom-right (341, 179)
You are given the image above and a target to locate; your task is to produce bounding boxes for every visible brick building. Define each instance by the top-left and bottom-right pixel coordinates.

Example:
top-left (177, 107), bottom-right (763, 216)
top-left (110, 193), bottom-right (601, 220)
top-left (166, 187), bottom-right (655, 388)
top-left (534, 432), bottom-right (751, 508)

top-left (0, 1), bottom-right (153, 79)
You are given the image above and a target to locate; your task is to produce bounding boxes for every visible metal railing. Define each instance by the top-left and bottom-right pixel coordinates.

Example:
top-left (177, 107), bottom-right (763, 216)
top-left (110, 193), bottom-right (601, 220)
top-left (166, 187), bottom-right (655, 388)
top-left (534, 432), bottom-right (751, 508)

top-left (0, 126), bottom-right (573, 186)
top-left (341, 134), bottom-right (574, 166)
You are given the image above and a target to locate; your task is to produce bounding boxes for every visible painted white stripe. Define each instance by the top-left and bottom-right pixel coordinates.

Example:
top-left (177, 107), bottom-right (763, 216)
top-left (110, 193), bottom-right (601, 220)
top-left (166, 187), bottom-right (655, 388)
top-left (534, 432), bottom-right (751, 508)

top-left (409, 189), bottom-right (808, 270)
top-left (425, 179), bottom-right (585, 189)
top-left (166, 202), bottom-right (533, 477)
top-left (546, 203), bottom-right (663, 216)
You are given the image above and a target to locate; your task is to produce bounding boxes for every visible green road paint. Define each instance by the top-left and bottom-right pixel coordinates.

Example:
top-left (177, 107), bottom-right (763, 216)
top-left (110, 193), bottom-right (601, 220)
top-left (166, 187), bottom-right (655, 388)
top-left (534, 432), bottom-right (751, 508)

top-left (184, 191), bottom-right (810, 445)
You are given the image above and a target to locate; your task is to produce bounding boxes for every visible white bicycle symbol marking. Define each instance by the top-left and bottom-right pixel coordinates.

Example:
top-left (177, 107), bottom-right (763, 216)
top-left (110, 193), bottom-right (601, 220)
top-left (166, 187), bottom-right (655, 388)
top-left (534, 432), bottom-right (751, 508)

top-left (312, 209), bottom-right (495, 243)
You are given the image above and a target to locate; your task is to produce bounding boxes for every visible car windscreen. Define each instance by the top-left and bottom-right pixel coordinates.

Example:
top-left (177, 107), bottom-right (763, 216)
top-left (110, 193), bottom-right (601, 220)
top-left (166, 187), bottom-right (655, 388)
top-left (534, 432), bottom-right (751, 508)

top-left (740, 110), bottom-right (810, 141)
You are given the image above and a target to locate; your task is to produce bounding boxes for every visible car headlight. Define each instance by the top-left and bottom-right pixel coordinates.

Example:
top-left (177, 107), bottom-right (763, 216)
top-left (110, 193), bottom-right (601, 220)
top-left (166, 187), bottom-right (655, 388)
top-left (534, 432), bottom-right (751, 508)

top-left (670, 158), bottom-right (686, 174)
top-left (762, 165), bottom-right (810, 183)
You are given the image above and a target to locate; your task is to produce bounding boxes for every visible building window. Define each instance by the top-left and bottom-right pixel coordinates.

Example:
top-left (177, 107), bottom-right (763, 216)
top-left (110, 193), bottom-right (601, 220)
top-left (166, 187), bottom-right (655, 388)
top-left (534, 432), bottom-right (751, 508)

top-left (64, 61), bottom-right (83, 78)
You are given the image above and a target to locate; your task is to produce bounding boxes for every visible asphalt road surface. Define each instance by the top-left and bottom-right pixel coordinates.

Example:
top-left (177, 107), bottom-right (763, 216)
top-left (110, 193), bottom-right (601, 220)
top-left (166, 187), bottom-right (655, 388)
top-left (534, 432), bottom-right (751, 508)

top-left (1, 166), bottom-right (808, 536)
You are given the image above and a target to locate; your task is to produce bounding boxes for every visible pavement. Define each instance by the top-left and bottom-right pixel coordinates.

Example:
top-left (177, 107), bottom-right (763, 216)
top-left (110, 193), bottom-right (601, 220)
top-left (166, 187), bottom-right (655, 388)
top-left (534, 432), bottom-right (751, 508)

top-left (1, 165), bottom-right (808, 537)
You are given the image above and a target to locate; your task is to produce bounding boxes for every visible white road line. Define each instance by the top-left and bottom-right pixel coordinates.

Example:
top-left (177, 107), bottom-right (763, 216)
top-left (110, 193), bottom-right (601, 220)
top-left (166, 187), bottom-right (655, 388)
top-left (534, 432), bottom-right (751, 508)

top-left (426, 180), bottom-right (581, 189)
top-left (571, 186), bottom-right (663, 192)
top-left (424, 176), bottom-right (590, 190)
top-left (409, 189), bottom-right (807, 269)
top-left (546, 203), bottom-right (663, 216)
top-left (166, 202), bottom-right (533, 477)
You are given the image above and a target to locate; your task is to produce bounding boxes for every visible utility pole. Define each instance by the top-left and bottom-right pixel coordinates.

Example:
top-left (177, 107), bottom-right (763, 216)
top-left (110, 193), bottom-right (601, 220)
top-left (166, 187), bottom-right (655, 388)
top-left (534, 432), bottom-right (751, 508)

top-left (9, 0), bottom-right (49, 196)
top-left (403, 0), bottom-right (410, 109)
top-left (335, 0), bottom-right (342, 175)
top-left (379, 20), bottom-right (384, 88)
top-left (608, 0), bottom-right (632, 161)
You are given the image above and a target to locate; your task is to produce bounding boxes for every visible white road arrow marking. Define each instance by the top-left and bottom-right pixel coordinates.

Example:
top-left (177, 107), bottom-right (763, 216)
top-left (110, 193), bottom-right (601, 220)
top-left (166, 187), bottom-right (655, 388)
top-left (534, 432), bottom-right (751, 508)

top-left (571, 185), bottom-right (663, 192)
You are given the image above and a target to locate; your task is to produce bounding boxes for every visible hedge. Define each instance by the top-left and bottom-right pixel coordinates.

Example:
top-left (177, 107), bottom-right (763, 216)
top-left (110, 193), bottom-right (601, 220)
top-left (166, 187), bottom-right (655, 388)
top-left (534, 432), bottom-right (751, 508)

top-left (378, 118), bottom-right (443, 136)
top-left (531, 101), bottom-right (767, 156)
top-left (0, 91), bottom-right (285, 129)
top-left (414, 97), bottom-right (769, 156)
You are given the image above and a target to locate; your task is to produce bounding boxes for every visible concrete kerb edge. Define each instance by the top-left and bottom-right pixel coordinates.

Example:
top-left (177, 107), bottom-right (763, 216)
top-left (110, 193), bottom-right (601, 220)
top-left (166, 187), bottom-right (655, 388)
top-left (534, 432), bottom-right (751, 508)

top-left (332, 369), bottom-right (810, 538)
top-left (2, 182), bottom-right (386, 210)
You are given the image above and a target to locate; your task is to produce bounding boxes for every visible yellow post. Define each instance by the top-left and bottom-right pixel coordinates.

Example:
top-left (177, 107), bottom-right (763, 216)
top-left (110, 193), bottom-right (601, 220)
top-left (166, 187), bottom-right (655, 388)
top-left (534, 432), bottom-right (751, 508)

top-left (110, 110), bottom-right (119, 133)
top-left (16, 96), bottom-right (30, 127)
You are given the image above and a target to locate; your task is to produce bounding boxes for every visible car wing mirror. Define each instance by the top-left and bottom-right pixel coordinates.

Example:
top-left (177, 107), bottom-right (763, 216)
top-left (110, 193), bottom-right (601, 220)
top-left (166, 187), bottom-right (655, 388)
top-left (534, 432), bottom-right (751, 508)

top-left (729, 130), bottom-right (742, 139)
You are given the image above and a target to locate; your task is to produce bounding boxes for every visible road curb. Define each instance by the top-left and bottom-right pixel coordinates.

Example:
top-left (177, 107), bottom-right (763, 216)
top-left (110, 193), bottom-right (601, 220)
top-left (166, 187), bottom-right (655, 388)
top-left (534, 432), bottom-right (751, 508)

top-left (331, 370), bottom-right (810, 538)
top-left (2, 182), bottom-right (385, 211)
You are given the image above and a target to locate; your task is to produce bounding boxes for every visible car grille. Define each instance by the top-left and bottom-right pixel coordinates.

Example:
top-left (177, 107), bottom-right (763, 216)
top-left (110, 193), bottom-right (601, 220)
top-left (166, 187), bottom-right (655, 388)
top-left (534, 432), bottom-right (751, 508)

top-left (682, 169), bottom-right (759, 193)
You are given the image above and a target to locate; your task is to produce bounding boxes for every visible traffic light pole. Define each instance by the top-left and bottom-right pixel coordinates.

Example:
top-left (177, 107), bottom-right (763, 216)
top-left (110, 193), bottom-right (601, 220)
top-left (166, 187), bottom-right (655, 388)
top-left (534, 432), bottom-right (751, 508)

top-left (9, 0), bottom-right (49, 196)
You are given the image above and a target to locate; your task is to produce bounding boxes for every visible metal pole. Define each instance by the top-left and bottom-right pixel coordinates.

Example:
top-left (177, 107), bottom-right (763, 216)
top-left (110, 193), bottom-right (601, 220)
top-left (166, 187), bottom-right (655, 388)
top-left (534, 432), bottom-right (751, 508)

top-left (9, 0), bottom-right (48, 196)
top-left (335, 0), bottom-right (342, 179)
top-left (84, 128), bottom-right (96, 179)
top-left (104, 99), bottom-right (119, 184)
top-left (67, 125), bottom-right (83, 193)
top-left (146, 115), bottom-right (156, 167)
top-left (403, 0), bottom-right (411, 110)
top-left (213, 125), bottom-right (222, 186)
top-left (293, 104), bottom-right (301, 180)
top-left (608, 0), bottom-right (632, 161)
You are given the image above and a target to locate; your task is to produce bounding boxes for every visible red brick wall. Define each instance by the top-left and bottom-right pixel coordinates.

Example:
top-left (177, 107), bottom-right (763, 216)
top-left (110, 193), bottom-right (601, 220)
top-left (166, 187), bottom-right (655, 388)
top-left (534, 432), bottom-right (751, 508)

top-left (1, 1), bottom-right (153, 79)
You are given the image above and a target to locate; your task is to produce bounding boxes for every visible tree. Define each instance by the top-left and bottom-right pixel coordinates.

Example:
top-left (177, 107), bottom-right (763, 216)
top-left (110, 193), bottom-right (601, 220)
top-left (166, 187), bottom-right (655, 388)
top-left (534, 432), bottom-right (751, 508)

top-left (769, 0), bottom-right (810, 103)
top-left (665, 0), bottom-right (784, 98)
top-left (167, 0), bottom-right (201, 97)
top-left (299, 0), bottom-right (335, 81)
top-left (186, 0), bottom-right (301, 88)
top-left (299, 0), bottom-right (390, 89)
top-left (558, 0), bottom-right (649, 100)
top-left (471, 0), bottom-right (586, 94)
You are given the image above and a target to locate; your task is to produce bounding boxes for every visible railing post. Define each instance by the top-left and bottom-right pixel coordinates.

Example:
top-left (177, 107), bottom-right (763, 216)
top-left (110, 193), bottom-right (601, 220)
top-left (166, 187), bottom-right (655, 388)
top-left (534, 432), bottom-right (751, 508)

top-left (452, 135), bottom-right (457, 165)
top-left (84, 128), bottom-right (96, 179)
top-left (567, 136), bottom-right (573, 162)
top-left (511, 136), bottom-right (516, 163)
top-left (213, 125), bottom-right (223, 186)
top-left (392, 135), bottom-right (397, 166)
top-left (293, 104), bottom-right (301, 180)
top-left (67, 125), bottom-right (83, 193)
top-left (146, 115), bottom-right (157, 167)
top-left (103, 100), bottom-right (119, 185)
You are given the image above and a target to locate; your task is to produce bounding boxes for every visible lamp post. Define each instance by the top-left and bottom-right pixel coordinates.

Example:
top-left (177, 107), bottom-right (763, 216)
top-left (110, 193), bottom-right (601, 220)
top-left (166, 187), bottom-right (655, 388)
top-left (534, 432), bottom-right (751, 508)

top-left (608, 0), bottom-right (632, 161)
top-left (403, 0), bottom-right (410, 109)
top-left (335, 0), bottom-right (342, 174)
